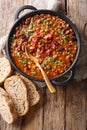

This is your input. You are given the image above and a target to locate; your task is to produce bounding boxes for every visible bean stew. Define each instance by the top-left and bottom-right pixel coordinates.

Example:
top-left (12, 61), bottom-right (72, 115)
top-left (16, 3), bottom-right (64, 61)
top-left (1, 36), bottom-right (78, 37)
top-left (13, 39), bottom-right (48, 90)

top-left (10, 14), bottom-right (77, 79)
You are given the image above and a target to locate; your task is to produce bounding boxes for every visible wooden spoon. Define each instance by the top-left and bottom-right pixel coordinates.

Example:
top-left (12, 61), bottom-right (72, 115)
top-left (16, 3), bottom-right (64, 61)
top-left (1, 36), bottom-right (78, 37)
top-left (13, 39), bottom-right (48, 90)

top-left (25, 47), bottom-right (56, 93)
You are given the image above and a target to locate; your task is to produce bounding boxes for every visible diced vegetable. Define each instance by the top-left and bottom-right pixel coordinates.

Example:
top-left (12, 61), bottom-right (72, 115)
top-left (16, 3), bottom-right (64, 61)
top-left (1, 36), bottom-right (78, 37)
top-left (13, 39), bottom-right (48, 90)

top-left (29, 23), bottom-right (34, 29)
top-left (41, 19), bottom-right (45, 23)
top-left (44, 60), bottom-right (48, 65)
top-left (47, 23), bottom-right (52, 28)
top-left (46, 57), bottom-right (56, 62)
top-left (66, 51), bottom-right (71, 55)
top-left (58, 29), bottom-right (63, 35)
top-left (63, 36), bottom-right (69, 42)
top-left (21, 59), bottom-right (28, 64)
top-left (46, 64), bottom-right (51, 69)
top-left (54, 59), bottom-right (62, 64)
top-left (31, 71), bottom-right (37, 76)
top-left (41, 41), bottom-right (45, 46)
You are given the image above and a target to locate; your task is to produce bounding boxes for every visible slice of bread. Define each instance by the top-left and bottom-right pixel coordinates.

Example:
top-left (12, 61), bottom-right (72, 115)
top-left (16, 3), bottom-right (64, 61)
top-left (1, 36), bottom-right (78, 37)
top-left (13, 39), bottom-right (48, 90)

top-left (0, 57), bottom-right (12, 84)
top-left (0, 87), bottom-right (17, 124)
top-left (4, 75), bottom-right (29, 116)
top-left (15, 72), bottom-right (40, 107)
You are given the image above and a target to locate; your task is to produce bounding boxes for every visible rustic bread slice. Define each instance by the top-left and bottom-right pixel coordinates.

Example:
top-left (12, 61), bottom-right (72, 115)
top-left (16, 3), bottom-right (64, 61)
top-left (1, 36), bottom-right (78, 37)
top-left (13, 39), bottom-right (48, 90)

top-left (0, 57), bottom-right (12, 84)
top-left (0, 87), bottom-right (17, 124)
top-left (15, 72), bottom-right (40, 107)
top-left (4, 75), bottom-right (29, 116)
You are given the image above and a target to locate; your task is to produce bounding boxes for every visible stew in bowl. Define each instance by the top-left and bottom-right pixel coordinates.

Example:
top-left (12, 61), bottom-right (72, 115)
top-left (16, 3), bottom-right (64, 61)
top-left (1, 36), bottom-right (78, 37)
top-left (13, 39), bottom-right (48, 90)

top-left (10, 13), bottom-right (77, 79)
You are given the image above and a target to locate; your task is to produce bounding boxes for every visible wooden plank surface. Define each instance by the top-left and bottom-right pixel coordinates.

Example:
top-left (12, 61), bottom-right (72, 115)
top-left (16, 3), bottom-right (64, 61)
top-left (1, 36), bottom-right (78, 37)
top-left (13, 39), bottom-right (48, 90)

top-left (43, 87), bottom-right (65, 130)
top-left (66, 80), bottom-right (87, 130)
top-left (66, 0), bottom-right (87, 130)
top-left (0, 0), bottom-right (87, 130)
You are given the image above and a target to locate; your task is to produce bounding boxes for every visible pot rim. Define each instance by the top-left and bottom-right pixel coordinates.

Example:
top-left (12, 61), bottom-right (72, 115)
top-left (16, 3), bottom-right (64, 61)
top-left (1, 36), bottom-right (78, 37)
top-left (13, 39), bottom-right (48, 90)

top-left (6, 9), bottom-right (81, 82)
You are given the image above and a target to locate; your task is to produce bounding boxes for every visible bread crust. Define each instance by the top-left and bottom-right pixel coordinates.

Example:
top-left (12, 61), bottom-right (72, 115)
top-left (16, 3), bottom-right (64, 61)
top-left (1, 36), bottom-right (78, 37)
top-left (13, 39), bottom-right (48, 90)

top-left (4, 75), bottom-right (29, 116)
top-left (0, 57), bottom-right (12, 84)
top-left (0, 87), bottom-right (18, 124)
top-left (15, 72), bottom-right (40, 107)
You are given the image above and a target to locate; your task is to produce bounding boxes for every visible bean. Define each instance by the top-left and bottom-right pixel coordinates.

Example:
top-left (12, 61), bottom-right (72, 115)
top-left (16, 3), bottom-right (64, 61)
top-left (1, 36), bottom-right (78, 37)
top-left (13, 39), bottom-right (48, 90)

top-left (65, 30), bottom-right (70, 34)
top-left (53, 54), bottom-right (57, 58)
top-left (13, 42), bottom-right (17, 47)
top-left (21, 45), bottom-right (25, 52)
top-left (66, 55), bottom-right (70, 60)
top-left (30, 46), bottom-right (35, 50)
top-left (66, 24), bottom-right (69, 28)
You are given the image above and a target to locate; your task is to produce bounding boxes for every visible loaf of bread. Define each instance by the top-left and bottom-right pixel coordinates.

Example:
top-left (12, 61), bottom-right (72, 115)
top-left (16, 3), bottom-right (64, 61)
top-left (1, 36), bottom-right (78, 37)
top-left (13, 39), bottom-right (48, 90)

top-left (0, 57), bottom-right (12, 84)
top-left (15, 72), bottom-right (40, 107)
top-left (4, 75), bottom-right (29, 116)
top-left (0, 87), bottom-right (17, 124)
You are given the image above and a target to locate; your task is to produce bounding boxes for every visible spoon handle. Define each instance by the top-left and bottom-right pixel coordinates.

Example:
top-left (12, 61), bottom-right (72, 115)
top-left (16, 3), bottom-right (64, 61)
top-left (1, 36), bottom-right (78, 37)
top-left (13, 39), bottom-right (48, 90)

top-left (25, 47), bottom-right (56, 93)
top-left (37, 63), bottom-right (56, 93)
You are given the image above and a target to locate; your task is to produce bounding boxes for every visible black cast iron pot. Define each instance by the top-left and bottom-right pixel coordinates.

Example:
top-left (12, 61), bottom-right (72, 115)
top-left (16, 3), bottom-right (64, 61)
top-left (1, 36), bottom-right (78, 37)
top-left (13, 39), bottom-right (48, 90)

top-left (6, 5), bottom-right (81, 86)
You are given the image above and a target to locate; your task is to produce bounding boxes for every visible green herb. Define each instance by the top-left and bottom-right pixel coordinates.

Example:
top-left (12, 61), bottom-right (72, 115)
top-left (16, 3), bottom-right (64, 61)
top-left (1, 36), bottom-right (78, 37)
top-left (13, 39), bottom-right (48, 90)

top-left (31, 71), bottom-right (37, 76)
top-left (28, 32), bottom-right (33, 37)
top-left (63, 36), bottom-right (69, 42)
top-left (29, 23), bottom-right (34, 29)
top-left (22, 30), bottom-right (33, 37)
top-left (41, 19), bottom-right (45, 23)
top-left (10, 34), bottom-right (16, 41)
top-left (46, 64), bottom-right (51, 70)
top-left (22, 29), bottom-right (27, 33)
top-left (58, 29), bottom-right (63, 35)
top-left (44, 57), bottom-right (57, 65)
top-left (21, 59), bottom-right (28, 64)
top-left (22, 30), bottom-right (28, 37)
top-left (57, 60), bottom-right (62, 63)
top-left (44, 60), bottom-right (48, 65)
top-left (66, 51), bottom-right (71, 55)
top-left (17, 51), bottom-right (21, 57)
top-left (47, 23), bottom-right (52, 28)
top-left (46, 57), bottom-right (52, 62)
top-left (47, 57), bottom-right (56, 62)
top-left (54, 60), bottom-right (62, 64)
top-left (41, 41), bottom-right (45, 46)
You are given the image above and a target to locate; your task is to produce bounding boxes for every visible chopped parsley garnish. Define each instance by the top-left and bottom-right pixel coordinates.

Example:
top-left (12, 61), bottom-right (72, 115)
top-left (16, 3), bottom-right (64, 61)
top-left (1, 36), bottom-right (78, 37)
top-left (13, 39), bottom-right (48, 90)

top-left (44, 57), bottom-right (57, 65)
top-left (29, 23), bottom-right (34, 29)
top-left (47, 23), bottom-right (52, 28)
top-left (46, 64), bottom-right (51, 70)
top-left (47, 57), bottom-right (56, 62)
top-left (22, 29), bottom-right (27, 33)
top-left (63, 36), bottom-right (69, 42)
top-left (41, 19), bottom-right (45, 23)
top-left (41, 41), bottom-right (45, 46)
top-left (58, 29), bottom-right (63, 35)
top-left (66, 51), bottom-right (71, 55)
top-left (55, 60), bottom-right (62, 64)
top-left (17, 51), bottom-right (21, 57)
top-left (31, 71), bottom-right (37, 76)
top-left (28, 32), bottom-right (33, 37)
top-left (21, 59), bottom-right (28, 64)
top-left (44, 60), bottom-right (48, 65)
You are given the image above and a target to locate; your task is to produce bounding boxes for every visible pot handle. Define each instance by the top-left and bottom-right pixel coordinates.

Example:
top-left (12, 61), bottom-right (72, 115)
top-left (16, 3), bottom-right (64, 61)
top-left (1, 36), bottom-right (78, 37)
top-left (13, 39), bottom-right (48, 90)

top-left (14, 5), bottom-right (37, 21)
top-left (52, 70), bottom-right (74, 86)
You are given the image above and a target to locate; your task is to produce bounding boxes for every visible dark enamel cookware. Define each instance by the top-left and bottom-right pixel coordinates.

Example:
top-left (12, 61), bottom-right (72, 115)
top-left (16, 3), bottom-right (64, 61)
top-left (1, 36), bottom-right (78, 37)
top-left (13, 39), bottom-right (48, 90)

top-left (6, 5), bottom-right (81, 86)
